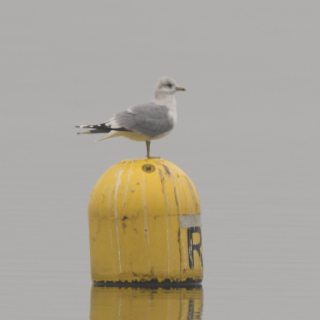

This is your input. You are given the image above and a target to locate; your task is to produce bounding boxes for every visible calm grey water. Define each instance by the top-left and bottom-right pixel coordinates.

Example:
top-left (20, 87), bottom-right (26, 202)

top-left (1, 1), bottom-right (319, 319)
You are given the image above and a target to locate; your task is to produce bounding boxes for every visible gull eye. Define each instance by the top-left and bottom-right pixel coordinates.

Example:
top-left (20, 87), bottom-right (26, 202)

top-left (166, 82), bottom-right (173, 88)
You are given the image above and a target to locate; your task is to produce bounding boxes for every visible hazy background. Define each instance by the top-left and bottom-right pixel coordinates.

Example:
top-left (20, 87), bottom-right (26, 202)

top-left (1, 1), bottom-right (319, 319)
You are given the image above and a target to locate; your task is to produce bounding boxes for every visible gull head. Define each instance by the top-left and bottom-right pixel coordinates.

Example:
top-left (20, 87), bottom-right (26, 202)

top-left (154, 77), bottom-right (186, 100)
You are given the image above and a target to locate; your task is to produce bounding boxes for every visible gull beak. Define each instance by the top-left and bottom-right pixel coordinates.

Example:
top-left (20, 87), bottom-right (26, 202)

top-left (176, 86), bottom-right (186, 91)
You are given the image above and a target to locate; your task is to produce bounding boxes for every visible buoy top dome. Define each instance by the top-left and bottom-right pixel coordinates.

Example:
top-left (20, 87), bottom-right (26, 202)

top-left (89, 158), bottom-right (201, 219)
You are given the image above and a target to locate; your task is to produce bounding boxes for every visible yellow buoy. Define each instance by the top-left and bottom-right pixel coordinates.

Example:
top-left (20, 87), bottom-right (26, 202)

top-left (88, 158), bottom-right (203, 285)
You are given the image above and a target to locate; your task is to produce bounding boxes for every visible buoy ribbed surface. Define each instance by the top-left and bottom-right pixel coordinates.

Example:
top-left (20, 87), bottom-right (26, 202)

top-left (88, 158), bottom-right (203, 284)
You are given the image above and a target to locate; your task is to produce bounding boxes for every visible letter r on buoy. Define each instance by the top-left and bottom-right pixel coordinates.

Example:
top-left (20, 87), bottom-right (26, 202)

top-left (188, 227), bottom-right (203, 269)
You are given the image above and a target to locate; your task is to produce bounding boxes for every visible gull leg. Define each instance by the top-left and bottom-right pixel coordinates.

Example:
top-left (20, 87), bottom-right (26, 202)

top-left (146, 141), bottom-right (151, 158)
top-left (145, 140), bottom-right (160, 159)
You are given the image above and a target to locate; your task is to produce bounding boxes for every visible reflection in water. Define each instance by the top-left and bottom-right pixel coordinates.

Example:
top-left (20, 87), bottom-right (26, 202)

top-left (90, 285), bottom-right (203, 320)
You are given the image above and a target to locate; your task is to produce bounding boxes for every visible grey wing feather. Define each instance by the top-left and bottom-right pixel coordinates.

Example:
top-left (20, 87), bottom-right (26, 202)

top-left (114, 102), bottom-right (174, 138)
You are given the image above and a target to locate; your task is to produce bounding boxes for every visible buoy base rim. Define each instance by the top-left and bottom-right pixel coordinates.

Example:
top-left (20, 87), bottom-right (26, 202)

top-left (93, 278), bottom-right (202, 288)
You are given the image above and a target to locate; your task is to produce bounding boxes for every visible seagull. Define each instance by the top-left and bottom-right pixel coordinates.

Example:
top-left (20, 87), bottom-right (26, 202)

top-left (76, 77), bottom-right (186, 158)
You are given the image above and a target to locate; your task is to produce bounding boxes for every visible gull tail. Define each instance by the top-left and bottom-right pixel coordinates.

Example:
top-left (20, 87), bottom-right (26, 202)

top-left (96, 133), bottom-right (117, 141)
top-left (76, 123), bottom-right (112, 135)
top-left (76, 122), bottom-right (131, 141)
